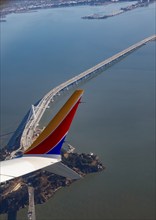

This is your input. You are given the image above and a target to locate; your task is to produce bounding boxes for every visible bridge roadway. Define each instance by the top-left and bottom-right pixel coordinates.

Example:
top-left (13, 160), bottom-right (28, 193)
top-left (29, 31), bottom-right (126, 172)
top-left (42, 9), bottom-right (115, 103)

top-left (28, 186), bottom-right (36, 220)
top-left (20, 35), bottom-right (156, 150)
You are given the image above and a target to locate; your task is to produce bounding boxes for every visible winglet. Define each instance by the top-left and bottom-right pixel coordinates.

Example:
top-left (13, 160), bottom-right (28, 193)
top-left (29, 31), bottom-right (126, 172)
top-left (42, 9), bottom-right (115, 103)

top-left (24, 90), bottom-right (84, 155)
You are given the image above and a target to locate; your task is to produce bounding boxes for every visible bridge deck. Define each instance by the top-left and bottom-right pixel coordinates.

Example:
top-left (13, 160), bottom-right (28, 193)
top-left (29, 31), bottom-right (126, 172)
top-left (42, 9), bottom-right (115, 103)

top-left (20, 35), bottom-right (156, 150)
top-left (28, 186), bottom-right (36, 220)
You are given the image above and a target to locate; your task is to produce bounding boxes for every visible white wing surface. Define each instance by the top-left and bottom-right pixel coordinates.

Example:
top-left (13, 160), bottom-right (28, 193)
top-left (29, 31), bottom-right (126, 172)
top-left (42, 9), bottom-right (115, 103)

top-left (0, 155), bottom-right (61, 183)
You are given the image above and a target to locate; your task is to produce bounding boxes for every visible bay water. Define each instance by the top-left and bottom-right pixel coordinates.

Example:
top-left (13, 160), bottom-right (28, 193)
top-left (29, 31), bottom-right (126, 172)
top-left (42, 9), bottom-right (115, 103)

top-left (0, 2), bottom-right (155, 220)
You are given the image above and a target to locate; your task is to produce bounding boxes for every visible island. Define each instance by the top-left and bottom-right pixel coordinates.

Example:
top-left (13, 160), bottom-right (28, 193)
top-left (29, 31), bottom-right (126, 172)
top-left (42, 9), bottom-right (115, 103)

top-left (0, 149), bottom-right (105, 215)
top-left (82, 1), bottom-right (153, 19)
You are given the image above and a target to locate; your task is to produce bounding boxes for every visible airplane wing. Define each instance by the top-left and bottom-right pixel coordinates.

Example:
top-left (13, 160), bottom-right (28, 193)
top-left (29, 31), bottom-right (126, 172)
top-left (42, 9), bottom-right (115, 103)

top-left (0, 155), bottom-right (61, 183)
top-left (0, 90), bottom-right (84, 183)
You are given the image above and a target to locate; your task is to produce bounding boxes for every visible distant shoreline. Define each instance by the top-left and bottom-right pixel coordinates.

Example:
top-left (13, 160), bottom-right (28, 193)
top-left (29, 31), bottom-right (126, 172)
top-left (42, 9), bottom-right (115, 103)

top-left (1, 1), bottom-right (155, 22)
top-left (0, 0), bottom-right (128, 19)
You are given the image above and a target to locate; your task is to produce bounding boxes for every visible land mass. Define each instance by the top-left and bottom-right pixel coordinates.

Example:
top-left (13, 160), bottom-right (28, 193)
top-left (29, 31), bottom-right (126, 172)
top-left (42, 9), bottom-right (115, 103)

top-left (0, 150), bottom-right (105, 214)
top-left (0, 0), bottom-right (144, 19)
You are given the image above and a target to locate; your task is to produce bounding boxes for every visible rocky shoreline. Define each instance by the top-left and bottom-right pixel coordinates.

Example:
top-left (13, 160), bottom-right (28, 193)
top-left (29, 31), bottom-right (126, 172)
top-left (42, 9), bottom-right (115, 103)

top-left (0, 151), bottom-right (105, 214)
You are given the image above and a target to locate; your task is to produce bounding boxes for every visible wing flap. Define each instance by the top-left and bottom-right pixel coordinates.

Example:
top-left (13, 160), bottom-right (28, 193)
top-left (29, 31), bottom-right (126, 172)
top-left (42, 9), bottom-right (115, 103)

top-left (44, 162), bottom-right (81, 180)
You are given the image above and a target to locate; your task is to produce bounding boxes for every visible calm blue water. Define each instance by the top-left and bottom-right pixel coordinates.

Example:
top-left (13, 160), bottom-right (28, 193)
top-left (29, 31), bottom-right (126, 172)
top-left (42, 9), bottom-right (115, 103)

top-left (0, 2), bottom-right (155, 220)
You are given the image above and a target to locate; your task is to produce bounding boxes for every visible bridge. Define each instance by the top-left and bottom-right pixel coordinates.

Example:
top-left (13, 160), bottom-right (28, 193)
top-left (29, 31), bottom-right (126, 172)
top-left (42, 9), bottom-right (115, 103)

top-left (28, 186), bottom-right (36, 220)
top-left (20, 35), bottom-right (156, 151)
